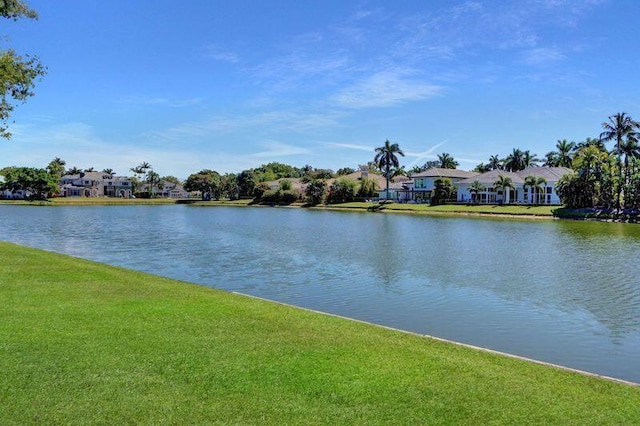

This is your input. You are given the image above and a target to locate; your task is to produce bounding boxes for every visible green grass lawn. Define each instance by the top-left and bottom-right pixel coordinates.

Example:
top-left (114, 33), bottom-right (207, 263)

top-left (323, 202), bottom-right (557, 217)
top-left (1, 242), bottom-right (638, 424)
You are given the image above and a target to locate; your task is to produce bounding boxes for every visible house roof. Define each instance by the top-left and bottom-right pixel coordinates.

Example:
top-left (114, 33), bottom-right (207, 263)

top-left (457, 169), bottom-right (525, 185)
top-left (411, 168), bottom-right (478, 179)
top-left (517, 167), bottom-right (573, 181)
top-left (457, 167), bottom-right (574, 186)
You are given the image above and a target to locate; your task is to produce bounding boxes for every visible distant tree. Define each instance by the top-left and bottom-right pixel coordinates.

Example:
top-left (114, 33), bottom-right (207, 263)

top-left (101, 168), bottom-right (115, 175)
top-left (488, 155), bottom-right (503, 171)
top-left (523, 175), bottom-right (547, 204)
top-left (336, 167), bottom-right (355, 176)
top-left (237, 169), bottom-right (257, 197)
top-left (545, 139), bottom-right (575, 168)
top-left (46, 157), bottom-right (66, 180)
top-left (145, 170), bottom-right (161, 198)
top-left (1, 166), bottom-right (58, 199)
top-left (66, 166), bottom-right (82, 175)
top-left (357, 177), bottom-right (378, 199)
top-left (254, 162), bottom-right (301, 181)
top-left (84, 167), bottom-right (95, 172)
top-left (473, 162), bottom-right (491, 173)
top-left (493, 175), bottom-right (514, 203)
top-left (326, 178), bottom-right (357, 204)
top-left (437, 153), bottom-right (459, 169)
top-left (431, 178), bottom-right (456, 205)
top-left (0, 0), bottom-right (47, 139)
top-left (503, 148), bottom-right (537, 171)
top-left (160, 175), bottom-right (181, 185)
top-left (184, 169), bottom-right (222, 200)
top-left (374, 139), bottom-right (404, 200)
top-left (600, 112), bottom-right (640, 210)
top-left (468, 180), bottom-right (486, 203)
top-left (278, 179), bottom-right (292, 191)
top-left (304, 179), bottom-right (327, 205)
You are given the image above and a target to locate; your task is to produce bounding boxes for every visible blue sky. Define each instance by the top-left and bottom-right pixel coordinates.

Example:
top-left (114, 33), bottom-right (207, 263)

top-left (2, 0), bottom-right (640, 179)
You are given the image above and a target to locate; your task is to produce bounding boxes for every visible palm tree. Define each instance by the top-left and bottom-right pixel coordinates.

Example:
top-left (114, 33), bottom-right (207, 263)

top-left (523, 175), bottom-right (547, 204)
top-left (102, 168), bottom-right (115, 175)
top-left (555, 139), bottom-right (575, 168)
top-left (437, 152), bottom-right (458, 169)
top-left (522, 150), bottom-right (540, 169)
top-left (468, 180), bottom-right (485, 203)
top-left (493, 175), bottom-right (514, 204)
top-left (488, 155), bottom-right (503, 170)
top-left (599, 112), bottom-right (640, 210)
top-left (503, 148), bottom-right (524, 172)
top-left (66, 166), bottom-right (82, 175)
top-left (374, 139), bottom-right (404, 200)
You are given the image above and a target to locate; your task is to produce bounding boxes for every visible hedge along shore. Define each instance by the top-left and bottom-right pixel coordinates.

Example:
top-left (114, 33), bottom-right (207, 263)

top-left (1, 241), bottom-right (639, 425)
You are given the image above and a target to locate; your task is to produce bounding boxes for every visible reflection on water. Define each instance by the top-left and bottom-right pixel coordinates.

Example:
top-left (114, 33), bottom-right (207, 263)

top-left (1, 205), bottom-right (639, 383)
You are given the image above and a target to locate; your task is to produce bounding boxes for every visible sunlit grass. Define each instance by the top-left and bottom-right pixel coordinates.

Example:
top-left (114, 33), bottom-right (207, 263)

top-left (1, 241), bottom-right (638, 424)
top-left (323, 202), bottom-right (556, 216)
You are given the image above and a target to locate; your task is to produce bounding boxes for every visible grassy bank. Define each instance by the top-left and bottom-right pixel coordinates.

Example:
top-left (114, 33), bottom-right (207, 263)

top-left (321, 202), bottom-right (557, 217)
top-left (0, 197), bottom-right (180, 206)
top-left (1, 242), bottom-right (638, 424)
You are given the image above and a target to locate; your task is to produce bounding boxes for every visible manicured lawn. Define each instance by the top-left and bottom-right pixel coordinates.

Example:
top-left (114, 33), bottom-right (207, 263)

top-left (324, 202), bottom-right (557, 216)
top-left (0, 198), bottom-right (179, 206)
top-left (1, 242), bottom-right (638, 424)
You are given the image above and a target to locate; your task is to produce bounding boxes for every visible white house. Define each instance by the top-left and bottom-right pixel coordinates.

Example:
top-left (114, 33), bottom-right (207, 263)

top-left (410, 168), bottom-right (479, 202)
top-left (456, 167), bottom-right (572, 204)
top-left (60, 171), bottom-right (133, 198)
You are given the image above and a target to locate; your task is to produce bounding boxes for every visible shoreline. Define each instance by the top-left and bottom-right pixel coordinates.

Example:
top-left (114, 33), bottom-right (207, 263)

top-left (2, 198), bottom-right (638, 223)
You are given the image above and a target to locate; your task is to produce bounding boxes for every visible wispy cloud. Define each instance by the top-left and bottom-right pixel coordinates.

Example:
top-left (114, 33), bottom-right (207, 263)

top-left (404, 141), bottom-right (448, 166)
top-left (522, 47), bottom-right (565, 67)
top-left (331, 69), bottom-right (442, 109)
top-left (202, 45), bottom-right (240, 64)
top-left (326, 142), bottom-right (373, 152)
top-left (120, 96), bottom-right (204, 108)
top-left (250, 142), bottom-right (312, 158)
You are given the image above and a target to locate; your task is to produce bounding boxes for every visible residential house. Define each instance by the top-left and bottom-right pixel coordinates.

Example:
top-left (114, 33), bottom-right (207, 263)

top-left (138, 180), bottom-right (192, 198)
top-left (410, 168), bottom-right (479, 202)
top-left (60, 171), bottom-right (133, 198)
top-left (456, 167), bottom-right (572, 204)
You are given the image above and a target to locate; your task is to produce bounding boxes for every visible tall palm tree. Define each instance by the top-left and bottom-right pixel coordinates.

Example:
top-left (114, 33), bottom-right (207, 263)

top-left (493, 175), bottom-right (514, 204)
top-left (503, 148), bottom-right (525, 172)
top-left (599, 112), bottom-right (640, 210)
top-left (468, 180), bottom-right (485, 203)
top-left (555, 139), bottom-right (575, 168)
top-left (488, 155), bottom-right (503, 171)
top-left (523, 175), bottom-right (547, 204)
top-left (522, 150), bottom-right (540, 169)
top-left (374, 139), bottom-right (404, 200)
top-left (437, 152), bottom-right (459, 169)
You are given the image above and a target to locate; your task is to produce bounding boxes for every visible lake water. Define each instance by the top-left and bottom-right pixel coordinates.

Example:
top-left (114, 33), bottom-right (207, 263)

top-left (1, 205), bottom-right (639, 383)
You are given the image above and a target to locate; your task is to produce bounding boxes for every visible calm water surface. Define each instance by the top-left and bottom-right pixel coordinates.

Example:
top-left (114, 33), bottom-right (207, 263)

top-left (1, 205), bottom-right (639, 383)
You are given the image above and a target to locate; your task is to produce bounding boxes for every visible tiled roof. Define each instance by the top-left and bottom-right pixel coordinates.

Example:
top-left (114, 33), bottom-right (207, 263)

top-left (457, 167), bottom-right (574, 185)
top-left (411, 168), bottom-right (478, 179)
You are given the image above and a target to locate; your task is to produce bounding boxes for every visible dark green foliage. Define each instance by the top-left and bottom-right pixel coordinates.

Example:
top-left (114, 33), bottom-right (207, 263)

top-left (304, 179), bottom-right (326, 205)
top-left (357, 177), bottom-right (378, 198)
top-left (0, 166), bottom-right (58, 199)
top-left (336, 167), bottom-right (355, 176)
top-left (184, 169), bottom-right (222, 200)
top-left (237, 169), bottom-right (257, 197)
top-left (327, 178), bottom-right (357, 204)
top-left (430, 178), bottom-right (456, 205)
top-left (0, 1), bottom-right (46, 138)
top-left (260, 188), bottom-right (299, 204)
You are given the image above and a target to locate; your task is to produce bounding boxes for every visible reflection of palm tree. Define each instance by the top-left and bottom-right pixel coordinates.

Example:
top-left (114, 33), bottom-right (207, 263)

top-left (374, 140), bottom-right (404, 200)
top-left (493, 175), bottom-right (514, 204)
top-left (600, 112), bottom-right (639, 210)
top-left (468, 180), bottom-right (485, 203)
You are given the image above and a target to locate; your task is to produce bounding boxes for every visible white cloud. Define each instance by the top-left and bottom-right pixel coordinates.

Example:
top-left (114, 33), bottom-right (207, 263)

top-left (522, 47), bottom-right (566, 66)
top-left (250, 142), bottom-right (312, 158)
top-left (331, 69), bottom-right (442, 109)
top-left (120, 95), bottom-right (204, 108)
